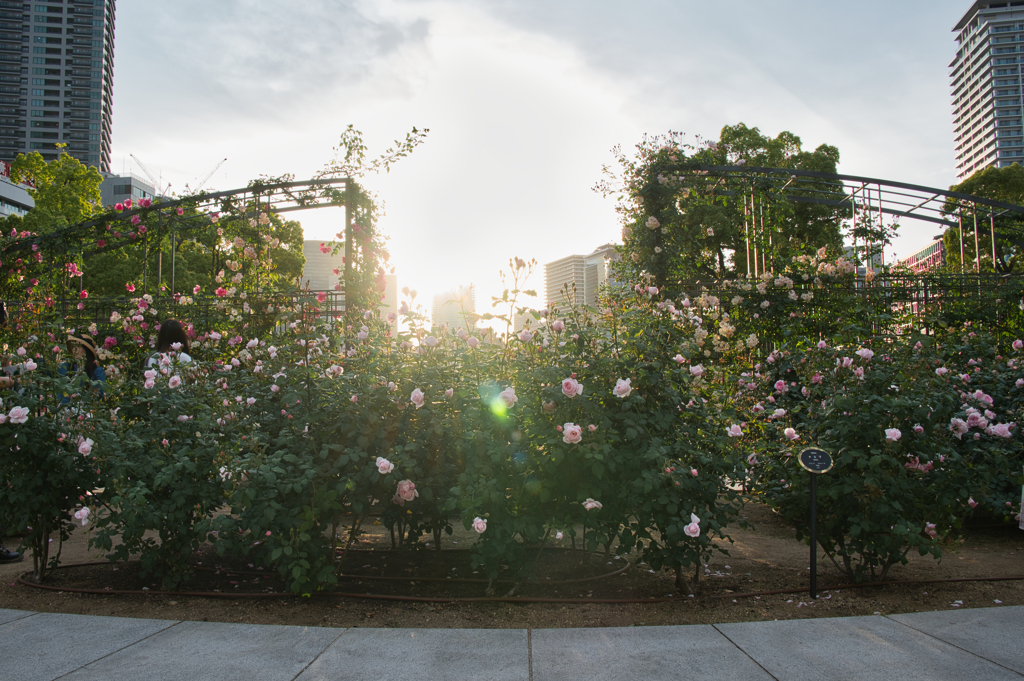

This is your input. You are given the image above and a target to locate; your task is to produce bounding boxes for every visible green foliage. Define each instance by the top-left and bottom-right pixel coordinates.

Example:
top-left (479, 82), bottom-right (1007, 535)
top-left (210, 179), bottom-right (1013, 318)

top-left (7, 148), bottom-right (103, 232)
top-left (600, 124), bottom-right (844, 290)
top-left (944, 164), bottom-right (1024, 274)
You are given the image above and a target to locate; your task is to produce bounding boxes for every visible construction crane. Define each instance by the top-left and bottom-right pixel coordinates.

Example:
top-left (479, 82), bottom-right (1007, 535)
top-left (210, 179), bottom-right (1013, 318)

top-left (129, 154), bottom-right (171, 197)
top-left (191, 157), bottom-right (227, 193)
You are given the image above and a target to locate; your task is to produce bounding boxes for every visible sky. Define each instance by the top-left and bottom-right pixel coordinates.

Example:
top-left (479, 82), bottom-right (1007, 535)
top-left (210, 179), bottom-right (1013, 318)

top-left (111, 0), bottom-right (973, 313)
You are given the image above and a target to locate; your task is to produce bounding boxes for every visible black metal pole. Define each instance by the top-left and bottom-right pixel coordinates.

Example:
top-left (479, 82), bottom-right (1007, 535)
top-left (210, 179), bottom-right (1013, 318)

top-left (810, 472), bottom-right (818, 599)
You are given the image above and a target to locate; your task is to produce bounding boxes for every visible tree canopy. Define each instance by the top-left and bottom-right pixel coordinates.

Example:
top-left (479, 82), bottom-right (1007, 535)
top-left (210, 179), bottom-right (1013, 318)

top-left (943, 163), bottom-right (1024, 274)
top-left (599, 123), bottom-right (845, 290)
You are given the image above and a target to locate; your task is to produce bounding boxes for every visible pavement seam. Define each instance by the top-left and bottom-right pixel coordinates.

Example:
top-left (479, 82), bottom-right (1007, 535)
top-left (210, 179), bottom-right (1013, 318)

top-left (711, 624), bottom-right (780, 681)
top-left (0, 609), bottom-right (39, 627)
top-left (883, 614), bottom-right (1024, 678)
top-left (50, 618), bottom-right (184, 681)
top-left (287, 626), bottom-right (348, 681)
top-left (527, 628), bottom-right (533, 681)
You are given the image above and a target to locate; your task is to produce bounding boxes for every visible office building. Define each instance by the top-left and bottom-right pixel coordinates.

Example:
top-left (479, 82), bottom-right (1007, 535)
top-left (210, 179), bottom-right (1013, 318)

top-left (897, 237), bottom-right (947, 272)
top-left (0, 159), bottom-right (32, 216)
top-left (432, 285), bottom-right (475, 329)
top-left (0, 0), bottom-right (115, 171)
top-left (544, 243), bottom-right (618, 315)
top-left (951, 2), bottom-right (1024, 180)
top-left (99, 171), bottom-right (154, 208)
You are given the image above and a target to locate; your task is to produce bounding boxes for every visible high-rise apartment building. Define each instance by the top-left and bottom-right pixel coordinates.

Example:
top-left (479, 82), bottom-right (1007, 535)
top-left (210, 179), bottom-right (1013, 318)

top-left (544, 243), bottom-right (618, 315)
top-left (951, 2), bottom-right (1024, 180)
top-left (0, 0), bottom-right (115, 171)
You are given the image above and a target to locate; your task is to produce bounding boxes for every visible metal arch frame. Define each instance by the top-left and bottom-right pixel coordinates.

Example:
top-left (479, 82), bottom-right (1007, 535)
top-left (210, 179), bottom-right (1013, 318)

top-left (3, 176), bottom-right (360, 301)
top-left (673, 164), bottom-right (1024, 274)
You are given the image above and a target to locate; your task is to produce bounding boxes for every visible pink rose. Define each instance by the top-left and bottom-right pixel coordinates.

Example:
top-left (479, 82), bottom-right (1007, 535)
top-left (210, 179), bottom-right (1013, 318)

top-left (552, 320), bottom-right (565, 332)
top-left (817, 340), bottom-right (827, 349)
top-left (561, 377), bottom-right (583, 398)
top-left (8, 406), bottom-right (29, 424)
top-left (588, 424), bottom-right (597, 432)
top-left (690, 365), bottom-right (704, 378)
top-left (774, 380), bottom-right (786, 393)
top-left (498, 386), bottom-right (518, 408)
top-left (855, 348), bottom-right (874, 362)
top-left (73, 507), bottom-right (91, 527)
top-left (913, 424), bottom-right (924, 434)
top-left (784, 427), bottom-right (798, 441)
top-left (647, 286), bottom-right (659, 296)
top-left (811, 373), bottom-right (822, 384)
top-left (562, 422), bottom-right (583, 444)
top-left (397, 479), bottom-right (418, 502)
top-left (885, 428), bottom-right (901, 442)
top-left (376, 457), bottom-right (394, 475)
top-left (168, 376), bottom-right (182, 389)
top-left (935, 367), bottom-right (948, 376)
top-left (78, 438), bottom-right (93, 456)
top-left (613, 378), bottom-right (632, 398)
top-left (673, 354), bottom-right (685, 364)
top-left (410, 388), bottom-right (425, 409)
top-left (467, 337), bottom-right (479, 348)
top-left (691, 468), bottom-right (698, 477)
top-left (683, 513), bottom-right (701, 538)
top-left (582, 498), bottom-right (602, 510)
top-left (472, 517), bottom-right (487, 533)
top-left (989, 423), bottom-right (1014, 438)
top-left (727, 424), bottom-right (743, 437)
top-left (518, 329), bottom-right (533, 343)
top-left (924, 522), bottom-right (937, 539)
top-left (968, 497), bottom-right (978, 508)
top-left (1013, 339), bottom-right (1023, 351)
top-left (350, 395), bottom-right (358, 403)
top-left (445, 388), bottom-right (454, 398)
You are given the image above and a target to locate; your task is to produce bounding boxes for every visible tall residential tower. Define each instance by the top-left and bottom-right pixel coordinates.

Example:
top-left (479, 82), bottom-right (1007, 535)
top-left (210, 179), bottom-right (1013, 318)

top-left (951, 2), bottom-right (1024, 180)
top-left (0, 0), bottom-right (115, 171)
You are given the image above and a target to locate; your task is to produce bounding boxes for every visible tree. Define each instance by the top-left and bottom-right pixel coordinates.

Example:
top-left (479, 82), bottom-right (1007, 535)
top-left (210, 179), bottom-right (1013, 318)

top-left (599, 124), bottom-right (844, 291)
top-left (5, 147), bottom-right (103, 232)
top-left (943, 163), bottom-right (1024, 274)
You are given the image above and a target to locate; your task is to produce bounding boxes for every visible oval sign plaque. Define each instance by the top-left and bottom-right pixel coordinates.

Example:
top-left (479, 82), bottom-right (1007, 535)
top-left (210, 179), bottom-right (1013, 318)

top-left (798, 447), bottom-right (833, 474)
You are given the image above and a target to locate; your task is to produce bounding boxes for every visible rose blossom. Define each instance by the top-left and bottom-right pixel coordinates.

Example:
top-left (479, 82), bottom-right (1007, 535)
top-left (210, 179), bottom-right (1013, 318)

top-left (924, 523), bottom-right (937, 539)
top-left (396, 479), bottom-right (418, 502)
top-left (935, 367), bottom-right (948, 376)
top-left (689, 364), bottom-right (704, 378)
top-left (551, 319), bottom-right (565, 332)
top-left (498, 386), bottom-right (518, 408)
top-left (968, 497), bottom-right (978, 509)
top-left (1013, 339), bottom-right (1023, 351)
top-left (410, 388), bottom-right (425, 409)
top-left (727, 424), bottom-right (743, 437)
top-left (855, 348), bottom-right (874, 361)
top-left (784, 427), bottom-right (798, 441)
top-left (8, 406), bottom-right (29, 424)
top-left (562, 422), bottom-right (583, 444)
top-left (376, 457), bottom-right (394, 475)
top-left (613, 378), bottom-right (632, 398)
top-left (913, 424), bottom-right (924, 434)
top-left (774, 380), bottom-right (786, 393)
top-left (472, 517), bottom-right (487, 533)
top-left (885, 428), bottom-right (901, 442)
top-left (445, 388), bottom-right (454, 398)
top-left (73, 507), bottom-right (91, 527)
top-left (78, 438), bottom-right (93, 455)
top-left (582, 498), bottom-right (602, 510)
top-left (684, 513), bottom-right (701, 538)
top-left (467, 337), bottom-right (479, 348)
top-left (561, 377), bottom-right (583, 398)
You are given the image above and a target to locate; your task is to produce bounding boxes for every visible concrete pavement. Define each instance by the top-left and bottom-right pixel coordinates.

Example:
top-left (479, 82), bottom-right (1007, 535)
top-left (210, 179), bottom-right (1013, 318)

top-left (1, 605), bottom-right (1021, 680)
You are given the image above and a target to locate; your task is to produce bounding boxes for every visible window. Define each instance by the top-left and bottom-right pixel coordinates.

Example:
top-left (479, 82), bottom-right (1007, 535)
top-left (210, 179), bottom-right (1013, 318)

top-left (31, 120), bottom-right (57, 128)
top-left (29, 131), bottom-right (57, 139)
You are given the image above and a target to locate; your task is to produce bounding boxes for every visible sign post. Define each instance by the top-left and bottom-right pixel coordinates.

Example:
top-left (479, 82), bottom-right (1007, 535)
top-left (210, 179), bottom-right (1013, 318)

top-left (798, 447), bottom-right (833, 600)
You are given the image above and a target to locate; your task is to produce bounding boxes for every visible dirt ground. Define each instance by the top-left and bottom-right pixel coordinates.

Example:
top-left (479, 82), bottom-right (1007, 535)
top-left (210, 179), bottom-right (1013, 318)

top-left (1, 503), bottom-right (1022, 629)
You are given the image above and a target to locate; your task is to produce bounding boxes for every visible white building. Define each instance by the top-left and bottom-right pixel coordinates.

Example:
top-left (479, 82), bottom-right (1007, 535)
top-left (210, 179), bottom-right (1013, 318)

top-left (544, 243), bottom-right (619, 315)
top-left (0, 162), bottom-right (34, 218)
top-left (951, 2), bottom-right (1024, 180)
top-left (897, 237), bottom-right (947, 272)
top-left (431, 285), bottom-right (475, 329)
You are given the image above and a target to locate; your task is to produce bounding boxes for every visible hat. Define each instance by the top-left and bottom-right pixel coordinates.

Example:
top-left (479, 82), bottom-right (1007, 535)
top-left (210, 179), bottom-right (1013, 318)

top-left (67, 334), bottom-right (98, 355)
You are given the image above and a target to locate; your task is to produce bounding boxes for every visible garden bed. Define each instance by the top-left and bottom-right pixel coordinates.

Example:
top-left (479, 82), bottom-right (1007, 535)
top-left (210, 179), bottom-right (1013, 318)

top-left (2, 503), bottom-right (1021, 629)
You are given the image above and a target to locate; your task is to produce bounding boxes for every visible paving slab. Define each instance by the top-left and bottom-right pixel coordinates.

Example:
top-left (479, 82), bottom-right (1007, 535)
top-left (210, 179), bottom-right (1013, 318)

top-left (890, 606), bottom-right (1024, 675)
top-left (531, 625), bottom-right (774, 681)
top-left (295, 627), bottom-right (528, 681)
top-left (716, 614), bottom-right (1023, 681)
top-left (0, 612), bottom-right (177, 681)
top-left (0, 607), bottom-right (35, 625)
top-left (60, 620), bottom-right (343, 681)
